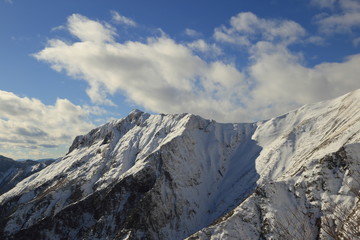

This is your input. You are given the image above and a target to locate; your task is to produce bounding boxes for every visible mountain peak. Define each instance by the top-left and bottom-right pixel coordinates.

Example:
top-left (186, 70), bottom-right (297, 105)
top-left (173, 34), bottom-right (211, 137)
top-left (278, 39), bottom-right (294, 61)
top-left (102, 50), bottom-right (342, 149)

top-left (128, 108), bottom-right (143, 116)
top-left (1, 89), bottom-right (360, 239)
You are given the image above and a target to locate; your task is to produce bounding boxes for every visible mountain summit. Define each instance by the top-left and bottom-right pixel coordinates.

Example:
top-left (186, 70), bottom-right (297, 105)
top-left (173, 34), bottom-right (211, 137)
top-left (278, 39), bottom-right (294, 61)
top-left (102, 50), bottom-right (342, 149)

top-left (1, 89), bottom-right (360, 239)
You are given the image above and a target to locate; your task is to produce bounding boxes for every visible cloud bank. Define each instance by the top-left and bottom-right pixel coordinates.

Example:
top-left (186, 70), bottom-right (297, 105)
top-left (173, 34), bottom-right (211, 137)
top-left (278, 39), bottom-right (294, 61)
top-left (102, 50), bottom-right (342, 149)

top-left (0, 90), bottom-right (96, 158)
top-left (34, 13), bottom-right (360, 122)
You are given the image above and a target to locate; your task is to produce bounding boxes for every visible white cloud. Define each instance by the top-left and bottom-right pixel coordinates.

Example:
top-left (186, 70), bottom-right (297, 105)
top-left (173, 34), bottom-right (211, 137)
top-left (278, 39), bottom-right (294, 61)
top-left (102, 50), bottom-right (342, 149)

top-left (111, 11), bottom-right (137, 27)
top-left (245, 41), bottom-right (360, 119)
top-left (185, 28), bottom-right (201, 38)
top-left (68, 14), bottom-right (116, 43)
top-left (305, 35), bottom-right (326, 45)
top-left (214, 12), bottom-right (306, 46)
top-left (187, 39), bottom-right (222, 56)
top-left (34, 13), bottom-right (360, 123)
top-left (315, 54), bottom-right (360, 92)
top-left (35, 33), bottom-right (248, 121)
top-left (0, 90), bottom-right (97, 158)
top-left (314, 0), bottom-right (360, 34)
top-left (317, 12), bottom-right (360, 34)
top-left (340, 0), bottom-right (360, 11)
top-left (34, 14), bottom-right (249, 121)
top-left (51, 25), bottom-right (66, 32)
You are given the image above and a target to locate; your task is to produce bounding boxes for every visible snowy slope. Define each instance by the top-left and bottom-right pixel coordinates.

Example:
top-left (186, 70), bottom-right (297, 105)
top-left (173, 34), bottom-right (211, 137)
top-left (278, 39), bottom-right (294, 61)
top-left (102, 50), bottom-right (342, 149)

top-left (0, 89), bottom-right (360, 240)
top-left (0, 110), bottom-right (260, 239)
top-left (189, 89), bottom-right (360, 239)
top-left (189, 143), bottom-right (360, 239)
top-left (254, 89), bottom-right (360, 183)
top-left (0, 156), bottom-right (53, 196)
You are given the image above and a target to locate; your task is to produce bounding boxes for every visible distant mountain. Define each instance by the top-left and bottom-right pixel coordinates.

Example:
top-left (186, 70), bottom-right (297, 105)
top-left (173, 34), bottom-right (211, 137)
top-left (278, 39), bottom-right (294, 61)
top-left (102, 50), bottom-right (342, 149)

top-left (0, 89), bottom-right (359, 239)
top-left (16, 157), bottom-right (57, 164)
top-left (34, 158), bottom-right (58, 164)
top-left (0, 155), bottom-right (54, 196)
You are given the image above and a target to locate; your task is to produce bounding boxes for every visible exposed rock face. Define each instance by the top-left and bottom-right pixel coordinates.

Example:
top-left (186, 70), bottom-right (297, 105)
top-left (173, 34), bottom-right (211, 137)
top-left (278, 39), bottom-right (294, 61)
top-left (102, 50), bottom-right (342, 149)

top-left (0, 90), bottom-right (360, 240)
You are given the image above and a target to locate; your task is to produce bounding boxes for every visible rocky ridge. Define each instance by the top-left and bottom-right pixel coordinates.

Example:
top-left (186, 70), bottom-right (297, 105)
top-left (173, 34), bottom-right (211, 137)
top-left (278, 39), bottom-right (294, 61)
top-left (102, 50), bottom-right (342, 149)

top-left (0, 89), bottom-right (359, 239)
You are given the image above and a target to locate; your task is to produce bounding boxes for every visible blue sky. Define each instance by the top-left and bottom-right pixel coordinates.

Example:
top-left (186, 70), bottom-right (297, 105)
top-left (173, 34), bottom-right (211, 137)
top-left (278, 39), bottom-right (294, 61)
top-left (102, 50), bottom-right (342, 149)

top-left (1, 0), bottom-right (360, 159)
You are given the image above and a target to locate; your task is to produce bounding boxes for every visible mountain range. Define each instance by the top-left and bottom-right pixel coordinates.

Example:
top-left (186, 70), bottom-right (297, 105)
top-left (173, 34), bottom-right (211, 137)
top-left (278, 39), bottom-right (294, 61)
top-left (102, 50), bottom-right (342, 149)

top-left (0, 156), bottom-right (54, 196)
top-left (0, 89), bottom-right (360, 239)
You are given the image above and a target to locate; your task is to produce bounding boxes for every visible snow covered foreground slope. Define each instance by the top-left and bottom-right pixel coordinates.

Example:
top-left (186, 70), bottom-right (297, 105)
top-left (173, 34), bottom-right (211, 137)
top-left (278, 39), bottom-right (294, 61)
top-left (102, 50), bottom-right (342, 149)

top-left (0, 89), bottom-right (360, 239)
top-left (189, 89), bottom-right (360, 239)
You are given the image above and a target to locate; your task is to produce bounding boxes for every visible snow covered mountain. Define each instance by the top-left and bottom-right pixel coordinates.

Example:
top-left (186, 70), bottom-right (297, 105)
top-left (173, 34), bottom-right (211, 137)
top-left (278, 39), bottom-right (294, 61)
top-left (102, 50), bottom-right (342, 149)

top-left (0, 89), bottom-right (360, 240)
top-left (0, 156), bottom-right (53, 196)
top-left (189, 89), bottom-right (360, 239)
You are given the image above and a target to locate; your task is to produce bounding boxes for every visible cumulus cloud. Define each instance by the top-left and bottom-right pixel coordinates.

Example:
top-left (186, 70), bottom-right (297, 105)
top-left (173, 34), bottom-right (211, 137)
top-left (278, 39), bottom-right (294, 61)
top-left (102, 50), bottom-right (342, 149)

top-left (247, 42), bottom-right (360, 117)
top-left (34, 13), bottom-right (360, 123)
top-left (68, 14), bottom-right (116, 43)
top-left (0, 90), bottom-right (96, 158)
top-left (111, 11), bottom-right (137, 27)
top-left (187, 39), bottom-right (222, 56)
top-left (35, 31), bottom-right (247, 121)
top-left (214, 12), bottom-right (306, 46)
top-left (314, 0), bottom-right (360, 34)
